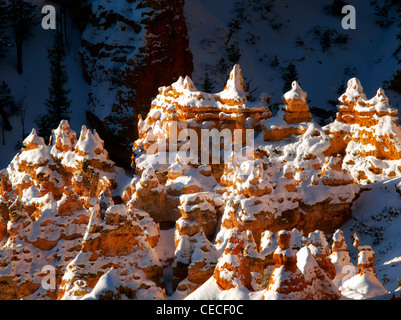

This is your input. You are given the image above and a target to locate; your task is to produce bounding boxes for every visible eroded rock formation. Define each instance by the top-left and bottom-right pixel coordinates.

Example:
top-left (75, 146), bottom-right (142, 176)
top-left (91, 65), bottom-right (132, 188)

top-left (0, 65), bottom-right (399, 300)
top-left (339, 235), bottom-right (388, 299)
top-left (262, 230), bottom-right (310, 300)
top-left (130, 65), bottom-right (401, 252)
top-left (0, 121), bottom-right (161, 299)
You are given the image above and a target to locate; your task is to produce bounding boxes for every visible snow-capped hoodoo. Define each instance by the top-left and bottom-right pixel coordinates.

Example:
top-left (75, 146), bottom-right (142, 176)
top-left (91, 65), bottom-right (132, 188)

top-left (0, 65), bottom-right (399, 300)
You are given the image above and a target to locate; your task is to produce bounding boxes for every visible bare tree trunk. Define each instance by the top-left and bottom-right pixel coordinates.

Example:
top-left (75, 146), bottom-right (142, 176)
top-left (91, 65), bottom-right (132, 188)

top-left (20, 101), bottom-right (27, 138)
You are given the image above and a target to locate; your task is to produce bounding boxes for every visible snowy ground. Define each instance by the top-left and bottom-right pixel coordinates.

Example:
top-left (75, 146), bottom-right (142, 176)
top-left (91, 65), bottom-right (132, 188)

top-left (341, 177), bottom-right (401, 293)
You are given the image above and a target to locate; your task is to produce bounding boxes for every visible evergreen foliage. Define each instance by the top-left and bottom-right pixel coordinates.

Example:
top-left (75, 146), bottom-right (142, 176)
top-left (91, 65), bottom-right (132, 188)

top-left (7, 0), bottom-right (38, 74)
top-left (36, 33), bottom-right (71, 142)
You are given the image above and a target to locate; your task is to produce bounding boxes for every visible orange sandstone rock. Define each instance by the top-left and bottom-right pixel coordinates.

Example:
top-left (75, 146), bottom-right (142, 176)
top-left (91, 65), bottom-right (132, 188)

top-left (262, 231), bottom-right (310, 300)
top-left (213, 230), bottom-right (252, 291)
top-left (282, 81), bottom-right (312, 124)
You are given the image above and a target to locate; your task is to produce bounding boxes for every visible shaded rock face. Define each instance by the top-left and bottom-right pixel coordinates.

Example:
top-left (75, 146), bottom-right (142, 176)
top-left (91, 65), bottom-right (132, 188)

top-left (172, 230), bottom-right (219, 294)
top-left (329, 229), bottom-right (359, 287)
top-left (305, 230), bottom-right (336, 281)
top-left (81, 0), bottom-right (194, 168)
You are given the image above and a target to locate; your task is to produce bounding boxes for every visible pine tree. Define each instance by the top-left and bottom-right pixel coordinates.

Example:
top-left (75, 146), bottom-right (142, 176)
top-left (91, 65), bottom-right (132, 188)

top-left (226, 40), bottom-right (241, 65)
top-left (7, 0), bottom-right (38, 74)
top-left (270, 55), bottom-right (279, 69)
top-left (45, 0), bottom-right (68, 48)
top-left (282, 62), bottom-right (298, 92)
top-left (0, 81), bottom-right (16, 145)
top-left (324, 0), bottom-right (347, 17)
top-left (0, 0), bottom-right (9, 55)
top-left (202, 72), bottom-right (214, 93)
top-left (385, 69), bottom-right (401, 94)
top-left (320, 30), bottom-right (333, 52)
top-left (225, 18), bottom-right (241, 45)
top-left (36, 34), bottom-right (71, 142)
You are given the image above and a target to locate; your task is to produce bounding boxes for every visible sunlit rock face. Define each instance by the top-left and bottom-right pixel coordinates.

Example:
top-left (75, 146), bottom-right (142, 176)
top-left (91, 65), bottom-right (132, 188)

top-left (0, 64), bottom-right (399, 300)
top-left (0, 121), bottom-right (161, 300)
top-left (126, 67), bottom-right (401, 297)
top-left (130, 65), bottom-right (401, 249)
top-left (324, 78), bottom-right (401, 183)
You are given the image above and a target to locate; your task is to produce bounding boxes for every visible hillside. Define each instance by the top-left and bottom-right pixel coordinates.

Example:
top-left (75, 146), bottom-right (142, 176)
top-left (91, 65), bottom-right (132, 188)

top-left (185, 0), bottom-right (401, 117)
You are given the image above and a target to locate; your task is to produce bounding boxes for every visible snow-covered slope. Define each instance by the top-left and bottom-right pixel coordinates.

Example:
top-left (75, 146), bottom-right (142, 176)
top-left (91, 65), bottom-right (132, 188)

top-left (341, 177), bottom-right (401, 293)
top-left (184, 0), bottom-right (401, 114)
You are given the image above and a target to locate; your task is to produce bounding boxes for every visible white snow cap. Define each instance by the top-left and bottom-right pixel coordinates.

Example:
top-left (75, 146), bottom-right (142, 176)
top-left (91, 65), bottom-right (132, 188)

top-left (365, 88), bottom-right (392, 111)
top-left (76, 125), bottom-right (105, 156)
top-left (23, 128), bottom-right (46, 148)
top-left (50, 120), bottom-right (77, 150)
top-left (339, 78), bottom-right (366, 103)
top-left (277, 229), bottom-right (289, 237)
top-left (171, 75), bottom-right (198, 93)
top-left (283, 81), bottom-right (307, 101)
top-left (219, 64), bottom-right (249, 102)
top-left (357, 245), bottom-right (375, 266)
top-left (307, 230), bottom-right (329, 256)
top-left (183, 76), bottom-right (198, 92)
top-left (332, 229), bottom-right (344, 243)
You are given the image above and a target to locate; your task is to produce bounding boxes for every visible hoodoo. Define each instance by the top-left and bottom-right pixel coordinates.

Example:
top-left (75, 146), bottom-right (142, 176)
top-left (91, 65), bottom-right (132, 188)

top-left (0, 66), bottom-right (398, 300)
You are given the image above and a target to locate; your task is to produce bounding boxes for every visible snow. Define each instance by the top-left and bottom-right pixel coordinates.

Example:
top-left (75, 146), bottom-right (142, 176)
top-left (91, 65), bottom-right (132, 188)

top-left (76, 126), bottom-right (105, 158)
top-left (185, 277), bottom-right (254, 300)
top-left (155, 227), bottom-right (177, 264)
top-left (185, 0), bottom-right (401, 129)
top-left (22, 185), bottom-right (41, 200)
top-left (216, 64), bottom-right (248, 102)
top-left (339, 272), bottom-right (388, 300)
top-left (339, 78), bottom-right (367, 104)
top-left (340, 178), bottom-right (401, 293)
top-left (283, 81), bottom-right (307, 102)
top-left (2, 0), bottom-right (401, 301)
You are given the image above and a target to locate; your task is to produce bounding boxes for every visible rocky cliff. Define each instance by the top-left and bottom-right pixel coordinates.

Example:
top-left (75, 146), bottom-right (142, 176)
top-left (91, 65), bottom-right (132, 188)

top-left (125, 64), bottom-right (401, 296)
top-left (81, 0), bottom-right (193, 168)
